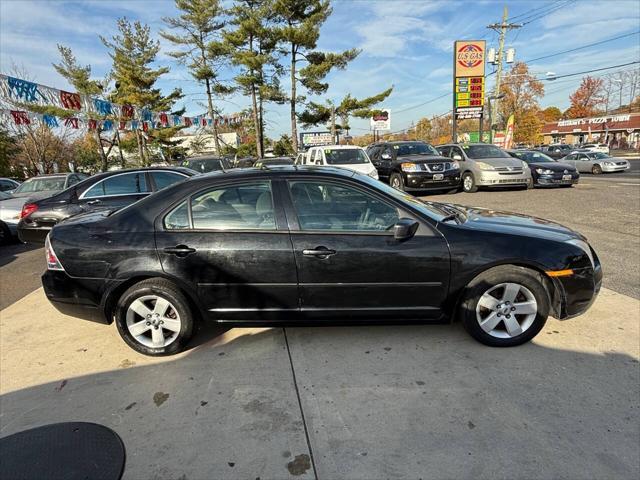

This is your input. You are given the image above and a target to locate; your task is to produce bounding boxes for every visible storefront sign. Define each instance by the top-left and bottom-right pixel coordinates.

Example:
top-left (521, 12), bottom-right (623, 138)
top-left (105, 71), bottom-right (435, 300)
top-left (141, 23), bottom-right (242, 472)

top-left (300, 131), bottom-right (333, 148)
top-left (558, 114), bottom-right (631, 127)
top-left (370, 109), bottom-right (391, 130)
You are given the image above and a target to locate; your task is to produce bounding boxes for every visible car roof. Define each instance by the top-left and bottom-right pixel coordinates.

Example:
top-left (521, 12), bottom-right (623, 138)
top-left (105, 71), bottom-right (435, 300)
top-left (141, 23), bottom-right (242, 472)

top-left (89, 166), bottom-right (195, 181)
top-left (190, 165), bottom-right (356, 182)
top-left (310, 144), bottom-right (363, 149)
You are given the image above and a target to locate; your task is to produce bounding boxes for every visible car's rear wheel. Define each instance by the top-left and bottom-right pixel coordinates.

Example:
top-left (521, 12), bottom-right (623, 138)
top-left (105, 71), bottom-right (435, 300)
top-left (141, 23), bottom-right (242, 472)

top-left (592, 164), bottom-right (603, 175)
top-left (459, 265), bottom-right (550, 347)
top-left (462, 172), bottom-right (478, 193)
top-left (390, 173), bottom-right (405, 192)
top-left (0, 221), bottom-right (12, 245)
top-left (115, 278), bottom-right (194, 356)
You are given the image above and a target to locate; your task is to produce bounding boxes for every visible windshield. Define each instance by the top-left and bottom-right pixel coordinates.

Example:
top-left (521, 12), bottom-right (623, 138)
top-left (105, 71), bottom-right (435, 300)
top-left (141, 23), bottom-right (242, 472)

top-left (462, 144), bottom-right (511, 159)
top-left (515, 151), bottom-right (556, 163)
top-left (395, 143), bottom-right (438, 156)
top-left (14, 176), bottom-right (66, 193)
top-left (588, 152), bottom-right (610, 159)
top-left (324, 148), bottom-right (369, 165)
top-left (184, 158), bottom-right (226, 173)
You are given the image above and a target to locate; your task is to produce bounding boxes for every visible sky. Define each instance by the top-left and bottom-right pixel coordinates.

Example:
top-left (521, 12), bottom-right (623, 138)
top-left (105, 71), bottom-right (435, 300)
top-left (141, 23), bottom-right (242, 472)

top-left (1, 0), bottom-right (639, 140)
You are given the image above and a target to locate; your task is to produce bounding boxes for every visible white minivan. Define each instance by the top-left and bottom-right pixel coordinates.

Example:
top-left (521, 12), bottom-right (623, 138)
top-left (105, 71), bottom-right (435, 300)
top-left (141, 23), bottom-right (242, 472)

top-left (303, 145), bottom-right (379, 179)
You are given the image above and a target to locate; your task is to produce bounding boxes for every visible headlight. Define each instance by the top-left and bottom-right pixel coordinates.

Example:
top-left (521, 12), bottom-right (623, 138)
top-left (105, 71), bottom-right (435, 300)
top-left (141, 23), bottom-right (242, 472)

top-left (368, 169), bottom-right (379, 179)
top-left (449, 161), bottom-right (460, 170)
top-left (401, 162), bottom-right (420, 172)
top-left (566, 239), bottom-right (594, 267)
top-left (521, 160), bottom-right (529, 169)
top-left (535, 168), bottom-right (554, 175)
top-left (604, 161), bottom-right (615, 166)
top-left (475, 161), bottom-right (494, 171)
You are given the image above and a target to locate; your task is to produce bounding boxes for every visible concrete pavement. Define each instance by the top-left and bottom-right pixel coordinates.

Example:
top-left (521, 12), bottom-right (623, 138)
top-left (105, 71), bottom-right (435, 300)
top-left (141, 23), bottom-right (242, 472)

top-left (1, 288), bottom-right (638, 479)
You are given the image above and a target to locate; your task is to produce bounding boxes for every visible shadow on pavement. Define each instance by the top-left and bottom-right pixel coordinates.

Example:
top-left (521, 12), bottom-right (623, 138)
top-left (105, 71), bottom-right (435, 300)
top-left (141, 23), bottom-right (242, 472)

top-left (1, 323), bottom-right (638, 480)
top-left (0, 242), bottom-right (40, 268)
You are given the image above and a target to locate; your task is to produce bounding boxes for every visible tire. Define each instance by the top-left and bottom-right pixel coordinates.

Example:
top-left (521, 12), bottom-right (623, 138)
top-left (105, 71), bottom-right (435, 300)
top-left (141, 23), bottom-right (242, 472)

top-left (390, 172), bottom-right (405, 192)
top-left (0, 221), bottom-right (11, 245)
top-left (115, 278), bottom-right (195, 356)
top-left (459, 265), bottom-right (550, 347)
top-left (592, 164), bottom-right (603, 175)
top-left (462, 172), bottom-right (478, 193)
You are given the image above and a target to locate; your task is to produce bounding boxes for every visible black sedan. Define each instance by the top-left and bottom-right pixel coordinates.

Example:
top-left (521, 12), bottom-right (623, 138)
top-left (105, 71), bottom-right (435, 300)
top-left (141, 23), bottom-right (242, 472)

top-left (508, 150), bottom-right (579, 187)
top-left (42, 166), bottom-right (601, 356)
top-left (18, 167), bottom-right (196, 244)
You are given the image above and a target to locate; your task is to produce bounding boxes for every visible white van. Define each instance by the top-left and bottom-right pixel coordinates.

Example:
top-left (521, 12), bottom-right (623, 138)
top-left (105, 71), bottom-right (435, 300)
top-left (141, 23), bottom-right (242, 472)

top-left (303, 145), bottom-right (379, 179)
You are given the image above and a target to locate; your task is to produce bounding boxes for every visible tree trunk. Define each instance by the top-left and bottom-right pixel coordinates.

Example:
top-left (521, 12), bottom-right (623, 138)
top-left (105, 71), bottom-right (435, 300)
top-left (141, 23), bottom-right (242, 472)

top-left (95, 129), bottom-right (108, 172)
top-left (205, 77), bottom-right (222, 154)
top-left (259, 94), bottom-right (265, 157)
top-left (135, 130), bottom-right (145, 166)
top-left (330, 106), bottom-right (336, 143)
top-left (115, 129), bottom-right (126, 168)
top-left (290, 46), bottom-right (298, 152)
top-left (251, 85), bottom-right (262, 158)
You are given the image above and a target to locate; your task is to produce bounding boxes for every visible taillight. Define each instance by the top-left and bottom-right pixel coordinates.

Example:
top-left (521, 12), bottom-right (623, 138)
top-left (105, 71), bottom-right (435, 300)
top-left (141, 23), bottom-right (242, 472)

top-left (21, 202), bottom-right (38, 219)
top-left (45, 235), bottom-right (64, 271)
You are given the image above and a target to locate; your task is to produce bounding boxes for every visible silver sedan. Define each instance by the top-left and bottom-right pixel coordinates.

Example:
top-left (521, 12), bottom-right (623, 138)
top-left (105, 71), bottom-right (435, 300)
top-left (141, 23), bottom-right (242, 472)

top-left (561, 151), bottom-right (630, 174)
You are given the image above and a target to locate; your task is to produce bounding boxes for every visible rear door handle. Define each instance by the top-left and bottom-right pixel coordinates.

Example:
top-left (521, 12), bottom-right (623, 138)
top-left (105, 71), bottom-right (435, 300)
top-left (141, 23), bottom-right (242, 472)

top-left (303, 247), bottom-right (336, 258)
top-left (164, 245), bottom-right (196, 257)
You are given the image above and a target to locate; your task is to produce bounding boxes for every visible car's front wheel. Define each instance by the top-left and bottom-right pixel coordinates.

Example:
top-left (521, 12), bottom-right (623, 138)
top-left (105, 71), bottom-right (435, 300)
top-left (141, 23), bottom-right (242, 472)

top-left (592, 164), bottom-right (603, 174)
top-left (115, 278), bottom-right (194, 356)
top-left (390, 173), bottom-right (405, 191)
top-left (459, 265), bottom-right (550, 347)
top-left (462, 172), bottom-right (478, 193)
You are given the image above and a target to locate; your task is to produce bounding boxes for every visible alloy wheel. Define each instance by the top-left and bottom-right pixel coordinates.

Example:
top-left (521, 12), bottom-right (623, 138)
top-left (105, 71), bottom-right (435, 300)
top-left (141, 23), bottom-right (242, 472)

top-left (126, 295), bottom-right (182, 348)
top-left (391, 176), bottom-right (401, 189)
top-left (463, 175), bottom-right (473, 191)
top-left (475, 282), bottom-right (538, 338)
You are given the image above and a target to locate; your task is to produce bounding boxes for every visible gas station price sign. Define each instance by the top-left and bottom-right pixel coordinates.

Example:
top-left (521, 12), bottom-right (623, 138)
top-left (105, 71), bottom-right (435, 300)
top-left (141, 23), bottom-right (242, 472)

top-left (453, 40), bottom-right (486, 120)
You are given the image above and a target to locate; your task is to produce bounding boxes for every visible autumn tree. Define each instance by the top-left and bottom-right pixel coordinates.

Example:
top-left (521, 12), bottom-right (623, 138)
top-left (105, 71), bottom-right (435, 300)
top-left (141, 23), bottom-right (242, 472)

top-left (273, 0), bottom-right (359, 151)
top-left (565, 76), bottom-right (606, 119)
top-left (161, 0), bottom-right (231, 154)
top-left (0, 126), bottom-right (21, 177)
top-left (541, 106), bottom-right (562, 122)
top-left (101, 18), bottom-right (183, 165)
top-left (413, 117), bottom-right (432, 142)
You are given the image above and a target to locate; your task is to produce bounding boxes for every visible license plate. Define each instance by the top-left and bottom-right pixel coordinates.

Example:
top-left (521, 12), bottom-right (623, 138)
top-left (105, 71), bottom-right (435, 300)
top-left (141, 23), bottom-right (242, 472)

top-left (433, 174), bottom-right (444, 180)
top-left (562, 174), bottom-right (572, 180)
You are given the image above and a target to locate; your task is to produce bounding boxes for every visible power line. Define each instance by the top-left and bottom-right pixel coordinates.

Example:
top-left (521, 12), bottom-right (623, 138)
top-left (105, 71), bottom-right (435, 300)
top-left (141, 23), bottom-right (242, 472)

top-left (540, 61), bottom-right (640, 80)
top-left (520, 0), bottom-right (575, 25)
top-left (525, 31), bottom-right (640, 64)
top-left (393, 92), bottom-right (452, 114)
top-left (509, 0), bottom-right (565, 21)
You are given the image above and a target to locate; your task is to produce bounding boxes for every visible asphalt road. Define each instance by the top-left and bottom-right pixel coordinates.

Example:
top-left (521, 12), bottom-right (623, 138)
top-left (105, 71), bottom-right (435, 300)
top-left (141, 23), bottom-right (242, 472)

top-left (0, 163), bottom-right (638, 308)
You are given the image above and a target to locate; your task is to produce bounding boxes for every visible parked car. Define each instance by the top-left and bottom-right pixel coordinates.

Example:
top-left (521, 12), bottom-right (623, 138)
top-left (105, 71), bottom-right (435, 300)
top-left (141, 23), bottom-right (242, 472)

top-left (0, 191), bottom-right (17, 243)
top-left (0, 177), bottom-right (21, 193)
top-left (507, 150), bottom-right (579, 187)
top-left (0, 173), bottom-right (87, 241)
top-left (366, 141), bottom-right (459, 193)
top-left (254, 157), bottom-right (295, 167)
top-left (18, 167), bottom-right (196, 244)
top-left (180, 156), bottom-right (231, 173)
top-left (537, 144), bottom-right (574, 160)
top-left (303, 145), bottom-right (379, 179)
top-left (437, 143), bottom-right (532, 193)
top-left (42, 166), bottom-right (601, 356)
top-left (580, 143), bottom-right (610, 155)
top-left (561, 151), bottom-right (630, 174)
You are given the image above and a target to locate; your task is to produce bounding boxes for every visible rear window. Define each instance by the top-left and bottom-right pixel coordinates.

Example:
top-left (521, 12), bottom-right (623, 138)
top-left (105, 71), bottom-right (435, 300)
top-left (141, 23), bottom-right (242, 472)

top-left (324, 149), bottom-right (369, 165)
top-left (151, 171), bottom-right (186, 190)
top-left (14, 177), bottom-right (66, 193)
top-left (83, 172), bottom-right (149, 198)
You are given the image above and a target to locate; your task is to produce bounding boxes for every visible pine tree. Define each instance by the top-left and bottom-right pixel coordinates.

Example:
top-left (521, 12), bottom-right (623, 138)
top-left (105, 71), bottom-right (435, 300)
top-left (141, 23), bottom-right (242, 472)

top-left (52, 45), bottom-right (122, 171)
top-left (274, 0), bottom-right (359, 151)
top-left (101, 18), bottom-right (183, 165)
top-left (299, 87), bottom-right (393, 142)
top-left (224, 0), bottom-right (283, 158)
top-left (161, 0), bottom-right (232, 154)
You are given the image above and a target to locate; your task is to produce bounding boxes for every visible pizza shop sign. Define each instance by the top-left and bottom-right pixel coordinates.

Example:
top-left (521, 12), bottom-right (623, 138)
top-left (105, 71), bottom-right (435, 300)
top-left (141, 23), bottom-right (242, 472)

top-left (557, 114), bottom-right (631, 127)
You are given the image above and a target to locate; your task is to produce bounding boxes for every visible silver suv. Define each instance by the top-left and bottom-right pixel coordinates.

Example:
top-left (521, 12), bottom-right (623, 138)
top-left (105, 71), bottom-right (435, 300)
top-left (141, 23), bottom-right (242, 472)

top-left (437, 143), bottom-right (532, 193)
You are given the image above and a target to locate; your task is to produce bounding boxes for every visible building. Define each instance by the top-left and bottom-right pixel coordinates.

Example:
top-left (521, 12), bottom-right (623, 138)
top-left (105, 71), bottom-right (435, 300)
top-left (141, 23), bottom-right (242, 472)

top-left (541, 113), bottom-right (640, 149)
top-left (172, 132), bottom-right (239, 155)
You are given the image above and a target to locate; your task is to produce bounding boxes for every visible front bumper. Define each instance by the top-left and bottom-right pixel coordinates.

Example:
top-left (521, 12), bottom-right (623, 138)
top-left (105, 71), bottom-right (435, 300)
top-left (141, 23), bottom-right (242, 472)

top-left (553, 249), bottom-right (603, 320)
top-left (602, 164), bottom-right (630, 172)
top-left (42, 270), bottom-right (111, 324)
top-left (534, 172), bottom-right (579, 186)
top-left (403, 171), bottom-right (460, 191)
top-left (476, 170), bottom-right (531, 187)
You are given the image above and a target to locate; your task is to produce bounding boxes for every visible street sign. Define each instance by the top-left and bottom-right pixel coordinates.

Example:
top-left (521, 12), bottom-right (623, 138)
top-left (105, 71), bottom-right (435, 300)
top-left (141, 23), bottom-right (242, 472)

top-left (453, 40), bottom-right (486, 121)
top-left (300, 131), bottom-right (333, 148)
top-left (370, 109), bottom-right (391, 130)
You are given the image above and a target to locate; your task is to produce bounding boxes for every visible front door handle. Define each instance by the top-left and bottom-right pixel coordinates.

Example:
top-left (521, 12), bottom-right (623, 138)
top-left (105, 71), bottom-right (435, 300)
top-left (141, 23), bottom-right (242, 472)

top-left (164, 245), bottom-right (196, 257)
top-left (302, 246), bottom-right (336, 259)
top-left (86, 199), bottom-right (101, 205)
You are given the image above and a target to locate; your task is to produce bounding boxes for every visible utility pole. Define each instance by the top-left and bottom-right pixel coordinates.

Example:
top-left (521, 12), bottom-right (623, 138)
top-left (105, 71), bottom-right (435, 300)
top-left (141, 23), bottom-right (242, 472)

top-left (487, 6), bottom-right (521, 141)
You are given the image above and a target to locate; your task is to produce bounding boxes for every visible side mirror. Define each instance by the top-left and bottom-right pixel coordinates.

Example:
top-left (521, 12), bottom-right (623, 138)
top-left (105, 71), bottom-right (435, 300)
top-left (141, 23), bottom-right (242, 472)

top-left (381, 153), bottom-right (392, 160)
top-left (452, 154), bottom-right (463, 161)
top-left (393, 218), bottom-right (419, 241)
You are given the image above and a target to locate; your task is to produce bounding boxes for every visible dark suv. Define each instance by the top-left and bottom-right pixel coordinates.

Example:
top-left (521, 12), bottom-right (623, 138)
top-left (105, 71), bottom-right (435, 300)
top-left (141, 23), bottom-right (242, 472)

top-left (366, 141), bottom-right (460, 193)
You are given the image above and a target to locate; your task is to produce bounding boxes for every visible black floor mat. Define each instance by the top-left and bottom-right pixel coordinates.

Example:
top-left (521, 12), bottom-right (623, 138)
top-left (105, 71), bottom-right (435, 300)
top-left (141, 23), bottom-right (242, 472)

top-left (0, 422), bottom-right (125, 480)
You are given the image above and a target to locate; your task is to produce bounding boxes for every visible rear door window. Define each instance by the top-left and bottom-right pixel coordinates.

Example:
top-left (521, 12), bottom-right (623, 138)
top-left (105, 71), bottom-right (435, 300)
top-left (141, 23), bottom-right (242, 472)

top-left (151, 171), bottom-right (187, 191)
